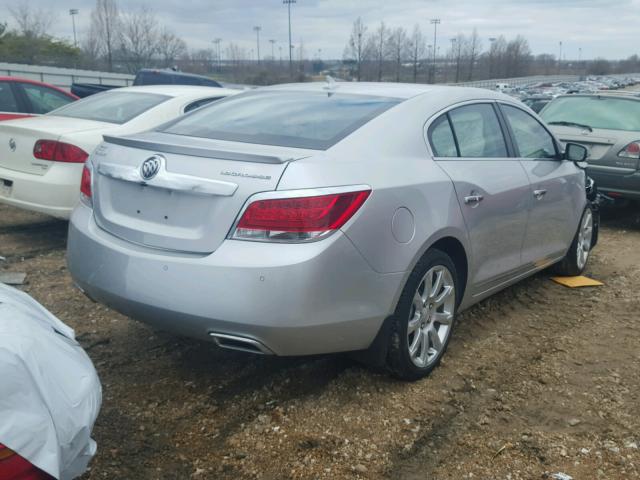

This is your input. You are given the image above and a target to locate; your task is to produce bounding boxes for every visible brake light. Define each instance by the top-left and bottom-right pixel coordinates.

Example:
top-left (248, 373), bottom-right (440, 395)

top-left (0, 443), bottom-right (51, 479)
top-left (33, 140), bottom-right (88, 163)
top-left (618, 141), bottom-right (640, 159)
top-left (232, 189), bottom-right (371, 242)
top-left (79, 164), bottom-right (92, 206)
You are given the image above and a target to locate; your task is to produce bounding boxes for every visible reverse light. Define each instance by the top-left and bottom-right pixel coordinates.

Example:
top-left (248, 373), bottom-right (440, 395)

top-left (33, 140), bottom-right (89, 163)
top-left (80, 164), bottom-right (92, 205)
top-left (232, 188), bottom-right (371, 242)
top-left (618, 141), bottom-right (640, 159)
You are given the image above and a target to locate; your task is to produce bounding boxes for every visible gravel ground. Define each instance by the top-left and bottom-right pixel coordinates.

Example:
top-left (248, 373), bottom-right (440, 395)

top-left (1, 202), bottom-right (639, 480)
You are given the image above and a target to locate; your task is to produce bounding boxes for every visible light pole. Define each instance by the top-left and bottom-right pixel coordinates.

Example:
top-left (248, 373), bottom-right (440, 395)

top-left (212, 38), bottom-right (222, 71)
top-left (269, 39), bottom-right (276, 61)
top-left (558, 41), bottom-right (563, 73)
top-left (253, 26), bottom-right (262, 64)
top-left (430, 18), bottom-right (441, 84)
top-left (69, 9), bottom-right (78, 48)
top-left (488, 37), bottom-right (496, 78)
top-left (283, 0), bottom-right (296, 77)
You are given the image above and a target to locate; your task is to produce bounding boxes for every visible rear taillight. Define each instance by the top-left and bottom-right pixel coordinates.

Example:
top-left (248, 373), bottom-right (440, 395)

top-left (232, 188), bottom-right (371, 242)
top-left (0, 443), bottom-right (51, 479)
top-left (33, 140), bottom-right (88, 163)
top-left (618, 141), bottom-right (640, 159)
top-left (80, 164), bottom-right (92, 205)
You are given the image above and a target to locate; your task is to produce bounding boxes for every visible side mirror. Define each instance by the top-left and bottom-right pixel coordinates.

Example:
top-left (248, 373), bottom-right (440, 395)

top-left (564, 142), bottom-right (588, 168)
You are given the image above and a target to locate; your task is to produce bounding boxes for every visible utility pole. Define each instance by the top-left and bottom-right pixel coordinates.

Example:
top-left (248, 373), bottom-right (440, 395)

top-left (253, 26), bottom-right (262, 65)
top-left (269, 39), bottom-right (276, 61)
top-left (283, 0), bottom-right (296, 77)
top-left (558, 41), bottom-right (563, 73)
top-left (430, 18), bottom-right (441, 84)
top-left (69, 9), bottom-right (79, 48)
top-left (488, 37), bottom-right (496, 78)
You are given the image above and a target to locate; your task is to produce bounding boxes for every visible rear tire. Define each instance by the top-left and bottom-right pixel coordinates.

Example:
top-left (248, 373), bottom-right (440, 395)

top-left (386, 249), bottom-right (459, 381)
top-left (553, 206), bottom-right (594, 276)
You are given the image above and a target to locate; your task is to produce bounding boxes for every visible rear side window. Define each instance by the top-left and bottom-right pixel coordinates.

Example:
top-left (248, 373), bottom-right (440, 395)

top-left (50, 91), bottom-right (170, 124)
top-left (162, 91), bottom-right (401, 150)
top-left (184, 97), bottom-right (221, 113)
top-left (21, 83), bottom-right (73, 114)
top-left (428, 115), bottom-right (457, 157)
top-left (449, 104), bottom-right (508, 158)
top-left (502, 105), bottom-right (557, 159)
top-left (0, 82), bottom-right (19, 112)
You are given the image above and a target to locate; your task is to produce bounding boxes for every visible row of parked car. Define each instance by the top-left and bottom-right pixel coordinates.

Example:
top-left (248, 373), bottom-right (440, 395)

top-left (0, 71), bottom-right (629, 478)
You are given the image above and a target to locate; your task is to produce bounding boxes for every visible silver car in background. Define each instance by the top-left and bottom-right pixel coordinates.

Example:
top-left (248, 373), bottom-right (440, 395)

top-left (541, 93), bottom-right (640, 202)
top-left (67, 83), bottom-right (596, 380)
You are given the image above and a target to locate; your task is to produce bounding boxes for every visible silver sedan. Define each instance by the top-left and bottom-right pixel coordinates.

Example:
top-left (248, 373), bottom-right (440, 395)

top-left (67, 82), bottom-right (596, 380)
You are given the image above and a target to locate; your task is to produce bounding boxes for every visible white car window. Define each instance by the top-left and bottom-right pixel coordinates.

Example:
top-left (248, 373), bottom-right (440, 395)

top-left (502, 105), bottom-right (556, 159)
top-left (449, 104), bottom-right (508, 158)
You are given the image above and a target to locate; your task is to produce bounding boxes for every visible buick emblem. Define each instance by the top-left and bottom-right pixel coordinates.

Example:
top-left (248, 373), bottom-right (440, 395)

top-left (8, 138), bottom-right (16, 152)
top-left (140, 155), bottom-right (162, 181)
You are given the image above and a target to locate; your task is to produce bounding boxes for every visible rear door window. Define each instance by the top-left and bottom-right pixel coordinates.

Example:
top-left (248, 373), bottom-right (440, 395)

top-left (20, 83), bottom-right (74, 114)
top-left (0, 82), bottom-right (20, 112)
top-left (501, 105), bottom-right (557, 159)
top-left (162, 91), bottom-right (401, 150)
top-left (449, 104), bottom-right (508, 158)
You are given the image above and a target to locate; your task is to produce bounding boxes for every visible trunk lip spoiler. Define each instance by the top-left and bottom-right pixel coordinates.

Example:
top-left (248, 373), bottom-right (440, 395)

top-left (103, 135), bottom-right (293, 165)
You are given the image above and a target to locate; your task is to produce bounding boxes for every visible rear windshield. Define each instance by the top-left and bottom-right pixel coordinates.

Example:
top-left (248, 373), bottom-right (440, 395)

top-left (50, 91), bottom-right (170, 124)
top-left (541, 96), bottom-right (640, 131)
top-left (161, 91), bottom-right (401, 149)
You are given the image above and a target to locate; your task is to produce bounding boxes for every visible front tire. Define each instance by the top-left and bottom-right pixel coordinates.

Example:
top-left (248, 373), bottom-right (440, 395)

top-left (386, 249), bottom-right (459, 381)
top-left (553, 206), bottom-right (594, 276)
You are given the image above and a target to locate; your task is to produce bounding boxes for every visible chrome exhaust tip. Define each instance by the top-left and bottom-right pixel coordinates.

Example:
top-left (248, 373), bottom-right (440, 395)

top-left (208, 332), bottom-right (273, 355)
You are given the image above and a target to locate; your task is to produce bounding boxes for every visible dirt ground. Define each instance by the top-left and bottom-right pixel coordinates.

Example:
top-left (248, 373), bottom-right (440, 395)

top-left (1, 202), bottom-right (639, 480)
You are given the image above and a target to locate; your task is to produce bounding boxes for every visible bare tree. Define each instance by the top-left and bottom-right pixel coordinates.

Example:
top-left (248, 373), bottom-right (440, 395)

top-left (371, 21), bottom-right (388, 81)
top-left (158, 27), bottom-right (187, 68)
top-left (505, 35), bottom-right (531, 77)
top-left (387, 27), bottom-right (409, 82)
top-left (8, 2), bottom-right (55, 39)
top-left (408, 24), bottom-right (425, 83)
top-left (487, 35), bottom-right (507, 78)
top-left (119, 6), bottom-right (161, 73)
top-left (344, 17), bottom-right (368, 81)
top-left (465, 28), bottom-right (482, 81)
top-left (89, 0), bottom-right (120, 71)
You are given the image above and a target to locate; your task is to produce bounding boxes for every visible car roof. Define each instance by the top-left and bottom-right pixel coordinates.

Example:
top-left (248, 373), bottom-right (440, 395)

top-left (105, 84), bottom-right (239, 97)
top-left (0, 76), bottom-right (77, 98)
top-left (260, 81), bottom-right (511, 102)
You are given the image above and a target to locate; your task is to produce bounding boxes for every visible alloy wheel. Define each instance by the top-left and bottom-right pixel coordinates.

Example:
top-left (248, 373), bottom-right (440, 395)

top-left (576, 209), bottom-right (593, 270)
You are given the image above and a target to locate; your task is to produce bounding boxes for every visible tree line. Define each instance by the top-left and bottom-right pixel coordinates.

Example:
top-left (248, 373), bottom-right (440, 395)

top-left (342, 17), bottom-right (640, 83)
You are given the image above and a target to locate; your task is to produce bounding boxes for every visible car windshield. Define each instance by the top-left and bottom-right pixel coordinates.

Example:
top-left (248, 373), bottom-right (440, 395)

top-left (49, 91), bottom-right (170, 124)
top-left (161, 90), bottom-right (401, 149)
top-left (541, 96), bottom-right (640, 131)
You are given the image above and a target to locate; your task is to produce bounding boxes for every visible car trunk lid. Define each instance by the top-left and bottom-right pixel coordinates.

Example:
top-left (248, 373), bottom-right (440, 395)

top-left (0, 116), bottom-right (110, 175)
top-left (92, 132), bottom-right (314, 254)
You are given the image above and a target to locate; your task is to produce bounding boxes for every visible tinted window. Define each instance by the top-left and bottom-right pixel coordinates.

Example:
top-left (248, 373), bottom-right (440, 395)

top-left (428, 115), bottom-right (457, 157)
top-left (136, 71), bottom-right (173, 85)
top-left (184, 97), bottom-right (221, 113)
top-left (449, 104), bottom-right (508, 158)
top-left (21, 83), bottom-right (73, 114)
top-left (502, 105), bottom-right (556, 159)
top-left (0, 82), bottom-right (19, 112)
top-left (163, 91), bottom-right (401, 150)
top-left (50, 91), bottom-right (170, 124)
top-left (541, 96), bottom-right (640, 131)
top-left (179, 75), bottom-right (203, 86)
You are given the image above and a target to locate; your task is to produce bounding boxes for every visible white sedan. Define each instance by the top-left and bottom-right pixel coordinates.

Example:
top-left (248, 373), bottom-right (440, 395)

top-left (0, 85), bottom-right (239, 218)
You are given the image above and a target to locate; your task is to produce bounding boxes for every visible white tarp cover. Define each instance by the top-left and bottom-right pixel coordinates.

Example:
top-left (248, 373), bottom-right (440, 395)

top-left (0, 282), bottom-right (101, 479)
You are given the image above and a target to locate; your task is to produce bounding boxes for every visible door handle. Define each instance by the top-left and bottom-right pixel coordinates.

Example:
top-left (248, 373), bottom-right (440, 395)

top-left (533, 189), bottom-right (547, 199)
top-left (464, 194), bottom-right (484, 204)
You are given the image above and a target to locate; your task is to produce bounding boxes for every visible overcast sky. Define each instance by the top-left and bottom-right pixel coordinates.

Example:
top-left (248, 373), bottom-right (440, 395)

top-left (1, 0), bottom-right (638, 60)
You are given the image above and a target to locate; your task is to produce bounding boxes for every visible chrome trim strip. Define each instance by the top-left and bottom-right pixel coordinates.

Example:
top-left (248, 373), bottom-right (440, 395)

top-left (587, 164), bottom-right (636, 175)
top-left (103, 135), bottom-right (292, 164)
top-left (98, 161), bottom-right (238, 197)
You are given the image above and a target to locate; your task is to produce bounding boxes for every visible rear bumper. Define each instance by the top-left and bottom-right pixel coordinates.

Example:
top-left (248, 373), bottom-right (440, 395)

top-left (67, 204), bottom-right (404, 356)
top-left (0, 164), bottom-right (82, 219)
top-left (587, 168), bottom-right (640, 200)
